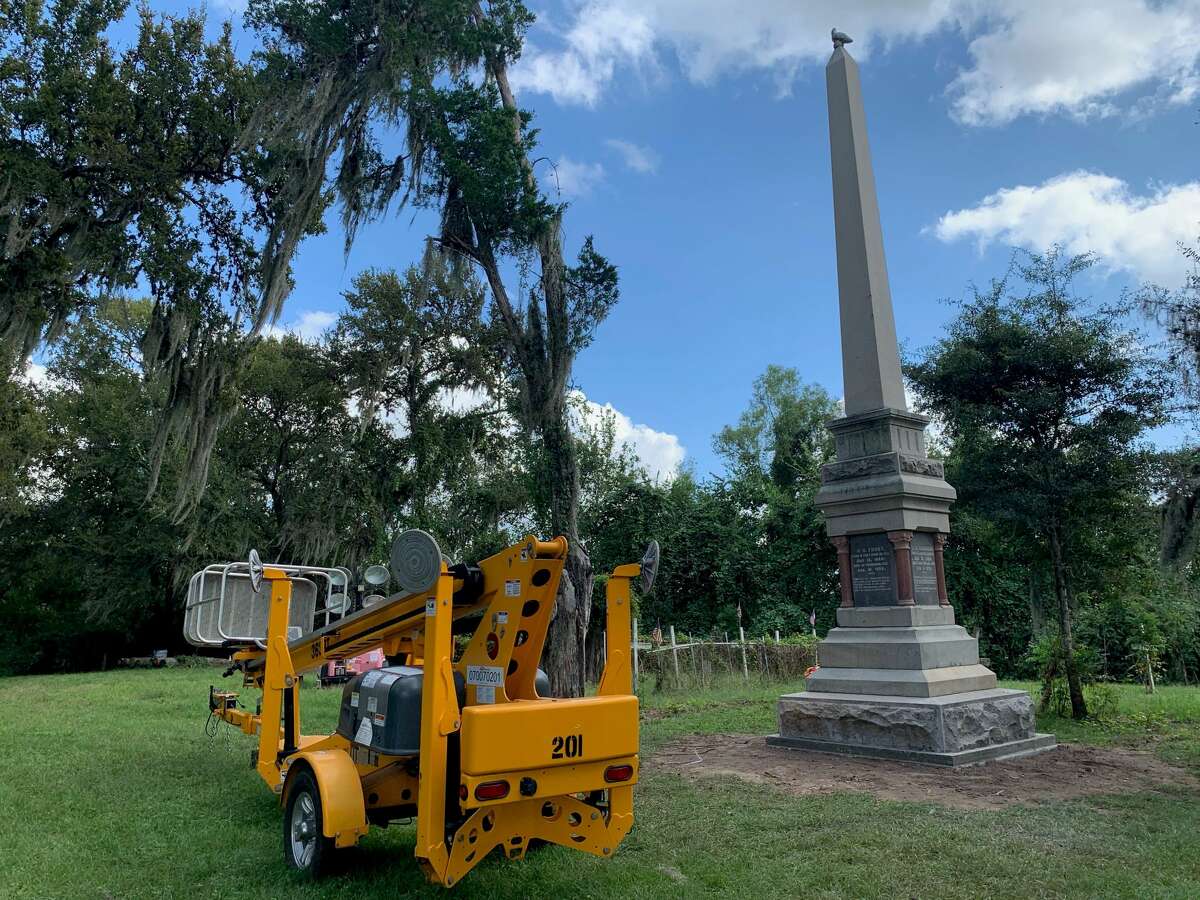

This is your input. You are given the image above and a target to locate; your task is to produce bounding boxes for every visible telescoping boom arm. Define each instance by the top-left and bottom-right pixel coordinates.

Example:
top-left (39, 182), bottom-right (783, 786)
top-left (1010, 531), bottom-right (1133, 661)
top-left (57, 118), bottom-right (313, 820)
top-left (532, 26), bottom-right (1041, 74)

top-left (229, 535), bottom-right (572, 686)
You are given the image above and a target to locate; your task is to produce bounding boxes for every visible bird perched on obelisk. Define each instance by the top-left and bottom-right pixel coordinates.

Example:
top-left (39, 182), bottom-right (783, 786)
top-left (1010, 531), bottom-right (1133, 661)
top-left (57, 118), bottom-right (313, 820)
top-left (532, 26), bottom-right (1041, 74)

top-left (831, 27), bottom-right (853, 49)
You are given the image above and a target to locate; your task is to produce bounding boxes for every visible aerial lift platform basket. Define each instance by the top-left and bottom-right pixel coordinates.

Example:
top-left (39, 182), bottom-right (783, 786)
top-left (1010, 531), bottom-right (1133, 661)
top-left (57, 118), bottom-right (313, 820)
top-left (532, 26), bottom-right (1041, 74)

top-left (187, 530), bottom-right (657, 887)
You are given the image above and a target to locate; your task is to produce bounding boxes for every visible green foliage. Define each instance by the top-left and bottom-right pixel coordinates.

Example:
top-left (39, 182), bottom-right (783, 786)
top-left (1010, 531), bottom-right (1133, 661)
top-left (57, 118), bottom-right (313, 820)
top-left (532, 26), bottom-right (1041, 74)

top-left (940, 505), bottom-right (1033, 675)
top-left (776, 632), bottom-right (822, 650)
top-left (0, 374), bottom-right (46, 523)
top-left (0, 301), bottom-right (188, 671)
top-left (0, 0), bottom-right (305, 515)
top-left (714, 364), bottom-right (836, 487)
top-left (908, 250), bottom-right (1167, 535)
top-left (0, 298), bottom-right (401, 672)
top-left (630, 368), bottom-right (839, 639)
top-left (4, 1), bottom-right (1193, 712)
top-left (0, 0), bottom-right (269, 361)
top-left (1023, 631), bottom-right (1121, 720)
top-left (909, 248), bottom-right (1171, 717)
top-left (327, 252), bottom-right (512, 549)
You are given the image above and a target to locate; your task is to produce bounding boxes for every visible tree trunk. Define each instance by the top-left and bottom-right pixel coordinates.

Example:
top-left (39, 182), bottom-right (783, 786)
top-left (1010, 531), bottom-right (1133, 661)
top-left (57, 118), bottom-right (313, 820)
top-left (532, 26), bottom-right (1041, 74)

top-left (583, 592), bottom-right (606, 683)
top-left (1038, 653), bottom-right (1057, 713)
top-left (537, 412), bottom-right (592, 697)
top-left (1048, 525), bottom-right (1087, 719)
top-left (468, 32), bottom-right (595, 697)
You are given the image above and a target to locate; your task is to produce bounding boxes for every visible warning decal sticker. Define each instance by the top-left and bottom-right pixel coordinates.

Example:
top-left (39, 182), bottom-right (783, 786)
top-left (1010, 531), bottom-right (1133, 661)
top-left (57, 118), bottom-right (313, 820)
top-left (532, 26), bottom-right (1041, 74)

top-left (354, 717), bottom-right (373, 745)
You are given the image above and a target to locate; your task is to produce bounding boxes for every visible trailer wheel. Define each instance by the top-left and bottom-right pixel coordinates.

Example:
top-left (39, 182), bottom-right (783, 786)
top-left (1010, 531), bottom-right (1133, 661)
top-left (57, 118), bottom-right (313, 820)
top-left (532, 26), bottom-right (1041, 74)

top-left (284, 769), bottom-right (333, 877)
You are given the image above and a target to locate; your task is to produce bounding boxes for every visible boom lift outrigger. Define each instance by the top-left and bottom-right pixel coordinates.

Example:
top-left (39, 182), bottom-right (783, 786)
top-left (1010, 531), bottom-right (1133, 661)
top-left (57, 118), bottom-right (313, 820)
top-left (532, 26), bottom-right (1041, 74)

top-left (189, 531), bottom-right (656, 887)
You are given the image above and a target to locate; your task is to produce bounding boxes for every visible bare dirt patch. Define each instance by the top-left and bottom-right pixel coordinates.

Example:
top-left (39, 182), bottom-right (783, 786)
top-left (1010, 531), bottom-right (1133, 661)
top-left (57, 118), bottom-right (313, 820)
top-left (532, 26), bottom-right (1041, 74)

top-left (648, 733), bottom-right (1199, 810)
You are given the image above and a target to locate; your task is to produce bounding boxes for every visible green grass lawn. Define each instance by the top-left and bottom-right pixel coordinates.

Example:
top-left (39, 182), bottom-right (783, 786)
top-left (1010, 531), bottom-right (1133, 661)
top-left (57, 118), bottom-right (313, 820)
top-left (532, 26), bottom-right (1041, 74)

top-left (1, 667), bottom-right (1198, 899)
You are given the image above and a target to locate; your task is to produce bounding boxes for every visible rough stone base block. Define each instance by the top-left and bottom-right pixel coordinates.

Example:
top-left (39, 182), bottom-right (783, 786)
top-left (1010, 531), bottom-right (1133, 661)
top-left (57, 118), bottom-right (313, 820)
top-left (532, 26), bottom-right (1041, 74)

top-left (772, 688), bottom-right (1055, 766)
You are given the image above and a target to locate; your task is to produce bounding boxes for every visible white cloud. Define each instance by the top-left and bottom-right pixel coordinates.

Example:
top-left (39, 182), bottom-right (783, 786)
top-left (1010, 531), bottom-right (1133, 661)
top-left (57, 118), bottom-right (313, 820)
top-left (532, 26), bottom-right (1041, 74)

top-left (947, 1), bottom-right (1200, 126)
top-left (350, 382), bottom-right (682, 481)
top-left (438, 385), bottom-right (493, 414)
top-left (932, 170), bottom-right (1200, 284)
top-left (547, 157), bottom-right (605, 198)
top-left (266, 309), bottom-right (336, 342)
top-left (574, 392), bottom-right (686, 481)
top-left (605, 138), bottom-right (659, 174)
top-left (511, 1), bottom-right (1200, 126)
top-left (511, 4), bottom-right (657, 105)
top-left (511, 1), bottom-right (953, 106)
top-left (21, 361), bottom-right (50, 387)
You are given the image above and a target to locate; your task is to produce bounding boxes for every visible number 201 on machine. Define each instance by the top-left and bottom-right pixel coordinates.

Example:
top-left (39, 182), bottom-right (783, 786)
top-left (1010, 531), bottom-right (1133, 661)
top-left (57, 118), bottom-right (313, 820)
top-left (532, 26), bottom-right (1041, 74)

top-left (551, 734), bottom-right (583, 759)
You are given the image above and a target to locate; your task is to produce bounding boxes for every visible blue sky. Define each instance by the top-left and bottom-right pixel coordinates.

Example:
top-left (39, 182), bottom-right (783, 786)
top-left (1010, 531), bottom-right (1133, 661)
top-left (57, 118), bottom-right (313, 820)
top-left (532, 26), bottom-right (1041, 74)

top-left (111, 1), bottom-right (1200, 478)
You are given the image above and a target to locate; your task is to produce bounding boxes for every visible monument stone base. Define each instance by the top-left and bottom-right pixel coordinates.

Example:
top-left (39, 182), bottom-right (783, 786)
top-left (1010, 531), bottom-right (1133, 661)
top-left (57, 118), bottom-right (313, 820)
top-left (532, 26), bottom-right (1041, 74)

top-left (768, 688), bottom-right (1056, 767)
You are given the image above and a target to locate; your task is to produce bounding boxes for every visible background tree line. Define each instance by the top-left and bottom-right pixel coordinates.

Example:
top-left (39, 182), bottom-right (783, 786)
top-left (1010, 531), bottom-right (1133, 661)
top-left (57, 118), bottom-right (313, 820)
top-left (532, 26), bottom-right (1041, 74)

top-left (6, 244), bottom-right (1200, 703)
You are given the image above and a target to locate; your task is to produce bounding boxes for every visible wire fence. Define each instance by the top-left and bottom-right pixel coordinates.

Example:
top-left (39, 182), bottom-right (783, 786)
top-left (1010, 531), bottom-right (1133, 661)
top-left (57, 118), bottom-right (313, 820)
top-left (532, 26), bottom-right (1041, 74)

top-left (631, 621), bottom-right (819, 692)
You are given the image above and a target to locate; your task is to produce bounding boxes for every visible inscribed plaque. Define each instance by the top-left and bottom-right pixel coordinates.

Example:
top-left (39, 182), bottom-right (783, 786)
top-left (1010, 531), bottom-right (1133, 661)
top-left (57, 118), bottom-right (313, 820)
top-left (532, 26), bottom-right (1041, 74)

top-left (849, 533), bottom-right (896, 606)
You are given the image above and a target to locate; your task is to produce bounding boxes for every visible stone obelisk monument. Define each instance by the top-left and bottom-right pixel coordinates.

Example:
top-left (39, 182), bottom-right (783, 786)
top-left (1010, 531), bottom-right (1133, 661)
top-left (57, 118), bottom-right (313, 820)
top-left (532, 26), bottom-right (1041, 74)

top-left (768, 31), bottom-right (1054, 765)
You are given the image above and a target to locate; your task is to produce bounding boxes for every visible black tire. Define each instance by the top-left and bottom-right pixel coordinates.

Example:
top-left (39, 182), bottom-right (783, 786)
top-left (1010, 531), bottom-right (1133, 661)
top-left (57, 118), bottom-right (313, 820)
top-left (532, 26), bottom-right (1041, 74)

top-left (283, 769), bottom-right (334, 878)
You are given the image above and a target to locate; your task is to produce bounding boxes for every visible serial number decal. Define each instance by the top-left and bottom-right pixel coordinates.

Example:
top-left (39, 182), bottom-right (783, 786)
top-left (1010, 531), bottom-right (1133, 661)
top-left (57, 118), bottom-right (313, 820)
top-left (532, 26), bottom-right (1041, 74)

top-left (551, 733), bottom-right (584, 760)
top-left (466, 665), bottom-right (504, 687)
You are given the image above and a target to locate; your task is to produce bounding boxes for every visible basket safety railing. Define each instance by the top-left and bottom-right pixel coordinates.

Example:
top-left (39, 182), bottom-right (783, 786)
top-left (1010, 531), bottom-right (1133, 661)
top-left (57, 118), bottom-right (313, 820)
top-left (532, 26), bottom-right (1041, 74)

top-left (184, 561), bottom-right (353, 649)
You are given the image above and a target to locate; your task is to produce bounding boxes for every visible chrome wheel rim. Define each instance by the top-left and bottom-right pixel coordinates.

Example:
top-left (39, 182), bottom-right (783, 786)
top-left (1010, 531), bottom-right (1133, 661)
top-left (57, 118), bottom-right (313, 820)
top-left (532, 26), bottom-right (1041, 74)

top-left (290, 791), bottom-right (317, 868)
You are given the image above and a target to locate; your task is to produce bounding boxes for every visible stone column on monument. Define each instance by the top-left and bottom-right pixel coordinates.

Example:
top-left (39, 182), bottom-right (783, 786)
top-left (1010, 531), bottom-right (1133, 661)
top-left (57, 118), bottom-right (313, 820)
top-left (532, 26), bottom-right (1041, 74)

top-left (886, 530), bottom-right (916, 606)
top-left (933, 533), bottom-right (950, 607)
top-left (768, 31), bottom-right (1054, 765)
top-left (831, 536), bottom-right (853, 608)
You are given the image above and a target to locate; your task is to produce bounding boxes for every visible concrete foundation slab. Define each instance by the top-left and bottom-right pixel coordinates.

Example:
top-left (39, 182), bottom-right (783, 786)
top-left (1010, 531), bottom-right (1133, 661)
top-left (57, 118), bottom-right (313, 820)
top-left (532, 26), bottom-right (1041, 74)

top-left (765, 731), bottom-right (1058, 767)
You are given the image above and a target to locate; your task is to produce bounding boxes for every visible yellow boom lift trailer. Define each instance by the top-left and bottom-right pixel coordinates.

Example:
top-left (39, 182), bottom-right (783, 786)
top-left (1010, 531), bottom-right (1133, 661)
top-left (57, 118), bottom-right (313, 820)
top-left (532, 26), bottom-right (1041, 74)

top-left (184, 530), bottom-right (658, 887)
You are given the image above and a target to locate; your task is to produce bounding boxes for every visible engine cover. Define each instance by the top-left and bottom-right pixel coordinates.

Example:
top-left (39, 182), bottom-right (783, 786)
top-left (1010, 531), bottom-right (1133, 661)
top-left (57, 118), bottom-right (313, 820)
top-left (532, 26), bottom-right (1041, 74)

top-left (335, 666), bottom-right (461, 756)
top-left (336, 664), bottom-right (553, 757)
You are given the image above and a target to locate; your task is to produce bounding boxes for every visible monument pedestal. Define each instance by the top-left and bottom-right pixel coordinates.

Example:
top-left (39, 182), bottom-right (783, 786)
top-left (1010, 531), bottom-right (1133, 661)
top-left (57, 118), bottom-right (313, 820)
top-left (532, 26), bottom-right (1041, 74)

top-left (769, 689), bottom-right (1056, 767)
top-left (771, 604), bottom-right (1054, 766)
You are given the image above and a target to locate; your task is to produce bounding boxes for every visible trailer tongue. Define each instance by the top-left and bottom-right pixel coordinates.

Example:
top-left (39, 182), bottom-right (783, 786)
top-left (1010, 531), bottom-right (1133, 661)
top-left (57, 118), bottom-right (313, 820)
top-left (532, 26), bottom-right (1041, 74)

top-left (187, 531), bottom-right (655, 887)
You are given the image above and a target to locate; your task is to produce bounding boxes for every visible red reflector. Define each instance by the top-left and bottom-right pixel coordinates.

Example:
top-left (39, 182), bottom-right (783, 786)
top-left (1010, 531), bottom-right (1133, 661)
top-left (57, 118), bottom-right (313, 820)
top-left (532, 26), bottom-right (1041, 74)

top-left (474, 780), bottom-right (510, 801)
top-left (604, 764), bottom-right (634, 783)
top-left (458, 784), bottom-right (468, 801)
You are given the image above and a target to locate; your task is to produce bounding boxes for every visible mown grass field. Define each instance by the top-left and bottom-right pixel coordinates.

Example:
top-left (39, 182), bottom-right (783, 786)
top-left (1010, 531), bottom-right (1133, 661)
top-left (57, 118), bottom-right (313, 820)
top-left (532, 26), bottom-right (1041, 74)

top-left (1, 667), bottom-right (1198, 899)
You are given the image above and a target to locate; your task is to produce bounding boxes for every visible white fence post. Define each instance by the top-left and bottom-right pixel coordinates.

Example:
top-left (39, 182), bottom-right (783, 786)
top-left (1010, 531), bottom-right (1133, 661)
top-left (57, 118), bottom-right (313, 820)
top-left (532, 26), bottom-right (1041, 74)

top-left (774, 630), bottom-right (781, 644)
top-left (738, 626), bottom-right (748, 680)
top-left (670, 625), bottom-right (680, 678)
top-left (632, 618), bottom-right (639, 691)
